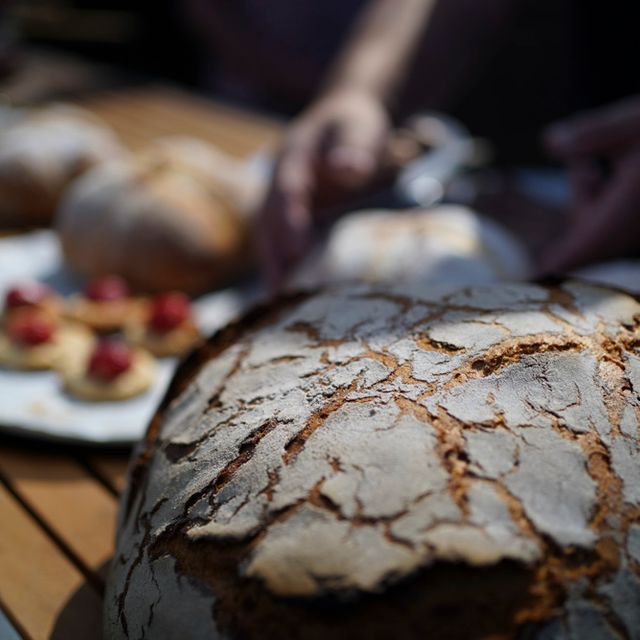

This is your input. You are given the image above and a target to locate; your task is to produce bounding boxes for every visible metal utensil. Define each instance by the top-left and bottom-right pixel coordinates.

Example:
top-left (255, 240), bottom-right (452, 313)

top-left (395, 112), bottom-right (475, 207)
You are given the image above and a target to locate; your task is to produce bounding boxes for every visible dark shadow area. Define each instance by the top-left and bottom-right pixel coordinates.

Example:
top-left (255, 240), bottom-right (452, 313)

top-left (161, 530), bottom-right (538, 640)
top-left (0, 431), bottom-right (131, 456)
top-left (50, 559), bottom-right (110, 640)
top-left (0, 432), bottom-right (131, 499)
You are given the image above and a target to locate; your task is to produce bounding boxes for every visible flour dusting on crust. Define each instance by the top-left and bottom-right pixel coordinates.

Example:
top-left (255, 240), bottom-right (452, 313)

top-left (105, 281), bottom-right (640, 640)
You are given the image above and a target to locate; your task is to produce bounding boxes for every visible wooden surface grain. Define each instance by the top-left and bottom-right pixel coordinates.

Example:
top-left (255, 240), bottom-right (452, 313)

top-left (0, 84), bottom-right (282, 639)
top-left (0, 448), bottom-right (117, 584)
top-left (0, 484), bottom-right (104, 640)
top-left (80, 84), bottom-right (283, 156)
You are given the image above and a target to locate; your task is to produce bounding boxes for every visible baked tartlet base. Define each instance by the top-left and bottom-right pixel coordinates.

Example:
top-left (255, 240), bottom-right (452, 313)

top-left (125, 321), bottom-right (201, 358)
top-left (65, 297), bottom-right (144, 333)
top-left (0, 324), bottom-right (92, 371)
top-left (62, 347), bottom-right (155, 401)
top-left (1, 298), bottom-right (63, 328)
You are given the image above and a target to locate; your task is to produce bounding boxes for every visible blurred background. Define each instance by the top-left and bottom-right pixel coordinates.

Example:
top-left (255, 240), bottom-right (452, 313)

top-left (1, 0), bottom-right (635, 165)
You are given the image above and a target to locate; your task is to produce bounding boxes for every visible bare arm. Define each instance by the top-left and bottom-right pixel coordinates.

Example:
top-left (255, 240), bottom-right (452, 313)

top-left (324, 0), bottom-right (437, 104)
top-left (259, 0), bottom-right (439, 290)
top-left (258, 0), bottom-right (516, 291)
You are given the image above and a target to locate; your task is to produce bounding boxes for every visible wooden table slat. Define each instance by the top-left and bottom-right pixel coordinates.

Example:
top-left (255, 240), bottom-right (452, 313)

top-left (88, 100), bottom-right (187, 145)
top-left (92, 85), bottom-right (282, 140)
top-left (92, 100), bottom-right (269, 156)
top-left (111, 94), bottom-right (279, 153)
top-left (0, 449), bottom-right (117, 586)
top-left (0, 486), bottom-right (103, 640)
top-left (81, 85), bottom-right (283, 157)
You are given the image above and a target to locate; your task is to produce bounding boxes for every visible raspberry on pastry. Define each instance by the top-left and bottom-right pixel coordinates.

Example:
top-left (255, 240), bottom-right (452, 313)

top-left (85, 275), bottom-right (130, 303)
top-left (0, 309), bottom-right (91, 371)
top-left (125, 291), bottom-right (201, 358)
top-left (8, 312), bottom-right (56, 346)
top-left (88, 339), bottom-right (133, 381)
top-left (62, 338), bottom-right (154, 401)
top-left (3, 283), bottom-right (60, 323)
top-left (66, 275), bottom-right (141, 333)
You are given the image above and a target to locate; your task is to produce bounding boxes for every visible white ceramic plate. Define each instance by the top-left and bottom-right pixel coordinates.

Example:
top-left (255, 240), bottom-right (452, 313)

top-left (0, 231), bottom-right (260, 445)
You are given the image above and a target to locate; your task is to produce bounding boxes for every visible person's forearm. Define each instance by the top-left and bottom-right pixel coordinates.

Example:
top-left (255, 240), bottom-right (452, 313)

top-left (323, 0), bottom-right (437, 104)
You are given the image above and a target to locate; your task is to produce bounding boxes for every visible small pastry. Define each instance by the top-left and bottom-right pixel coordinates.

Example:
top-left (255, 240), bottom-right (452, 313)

top-left (62, 339), bottom-right (154, 401)
top-left (66, 275), bottom-right (139, 333)
top-left (0, 310), bottom-right (91, 370)
top-left (125, 292), bottom-right (201, 358)
top-left (2, 283), bottom-right (60, 323)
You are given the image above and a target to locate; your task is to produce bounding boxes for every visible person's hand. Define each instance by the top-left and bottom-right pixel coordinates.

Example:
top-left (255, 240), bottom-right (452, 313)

top-left (257, 88), bottom-right (390, 291)
top-left (539, 97), bottom-right (640, 275)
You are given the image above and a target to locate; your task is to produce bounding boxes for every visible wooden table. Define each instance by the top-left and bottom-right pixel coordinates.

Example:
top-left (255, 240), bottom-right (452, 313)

top-left (0, 86), bottom-right (282, 640)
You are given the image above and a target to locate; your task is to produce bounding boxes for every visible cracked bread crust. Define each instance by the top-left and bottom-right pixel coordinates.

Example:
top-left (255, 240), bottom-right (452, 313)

top-left (105, 281), bottom-right (640, 640)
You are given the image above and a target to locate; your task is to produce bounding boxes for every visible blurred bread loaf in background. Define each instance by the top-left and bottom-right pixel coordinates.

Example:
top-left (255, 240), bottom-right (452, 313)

top-left (0, 104), bottom-right (125, 227)
top-left (294, 205), bottom-right (532, 289)
top-left (56, 136), bottom-right (264, 294)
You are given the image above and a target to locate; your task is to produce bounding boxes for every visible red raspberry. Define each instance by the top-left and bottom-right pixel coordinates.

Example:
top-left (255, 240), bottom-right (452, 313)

top-left (148, 292), bottom-right (190, 333)
top-left (85, 276), bottom-right (129, 302)
top-left (88, 340), bottom-right (132, 381)
top-left (8, 313), bottom-right (55, 346)
top-left (5, 283), bottom-right (52, 309)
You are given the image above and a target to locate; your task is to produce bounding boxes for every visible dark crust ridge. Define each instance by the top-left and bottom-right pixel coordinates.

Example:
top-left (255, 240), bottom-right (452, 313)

top-left (155, 533), bottom-right (536, 640)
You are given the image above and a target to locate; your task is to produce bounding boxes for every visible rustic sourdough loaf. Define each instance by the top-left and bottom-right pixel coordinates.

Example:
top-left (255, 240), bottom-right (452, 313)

top-left (105, 280), bottom-right (640, 639)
